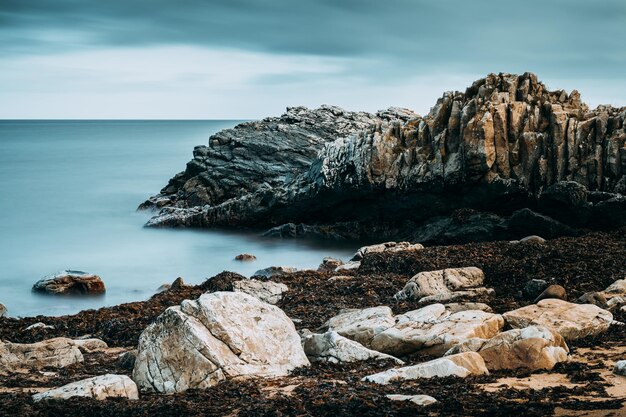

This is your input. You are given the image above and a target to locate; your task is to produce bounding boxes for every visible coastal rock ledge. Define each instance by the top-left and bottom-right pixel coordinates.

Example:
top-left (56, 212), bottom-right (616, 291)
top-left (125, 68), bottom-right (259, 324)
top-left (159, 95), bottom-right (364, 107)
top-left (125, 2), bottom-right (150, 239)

top-left (140, 73), bottom-right (626, 242)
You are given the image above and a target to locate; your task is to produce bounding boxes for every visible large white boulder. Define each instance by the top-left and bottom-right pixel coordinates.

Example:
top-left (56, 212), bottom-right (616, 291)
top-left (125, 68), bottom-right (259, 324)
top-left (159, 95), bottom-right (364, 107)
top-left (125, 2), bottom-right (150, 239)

top-left (0, 338), bottom-right (83, 375)
top-left (370, 308), bottom-right (504, 357)
top-left (302, 331), bottom-right (404, 364)
top-left (394, 267), bottom-right (493, 303)
top-left (32, 374), bottom-right (138, 402)
top-left (363, 352), bottom-right (488, 384)
top-left (325, 306), bottom-right (395, 347)
top-left (232, 279), bottom-right (288, 304)
top-left (503, 299), bottom-right (613, 341)
top-left (446, 326), bottom-right (569, 371)
top-left (132, 292), bottom-right (309, 393)
top-left (351, 242), bottom-right (424, 261)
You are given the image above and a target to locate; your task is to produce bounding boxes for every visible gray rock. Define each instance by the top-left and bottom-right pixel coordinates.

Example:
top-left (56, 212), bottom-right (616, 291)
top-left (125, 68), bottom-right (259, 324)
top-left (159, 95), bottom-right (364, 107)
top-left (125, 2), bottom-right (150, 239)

top-left (386, 394), bottom-right (437, 406)
top-left (232, 279), bottom-right (288, 304)
top-left (117, 350), bottom-right (137, 370)
top-left (32, 374), bottom-right (138, 402)
top-left (0, 338), bottom-right (83, 375)
top-left (317, 257), bottom-right (344, 272)
top-left (522, 279), bottom-right (549, 299)
top-left (302, 331), bottom-right (404, 364)
top-left (253, 266), bottom-right (298, 279)
top-left (614, 360), bottom-right (626, 376)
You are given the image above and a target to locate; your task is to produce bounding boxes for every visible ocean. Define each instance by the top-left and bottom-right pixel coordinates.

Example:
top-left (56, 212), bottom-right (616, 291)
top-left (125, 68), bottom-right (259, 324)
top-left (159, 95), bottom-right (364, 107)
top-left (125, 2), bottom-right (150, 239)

top-left (0, 120), bottom-right (357, 317)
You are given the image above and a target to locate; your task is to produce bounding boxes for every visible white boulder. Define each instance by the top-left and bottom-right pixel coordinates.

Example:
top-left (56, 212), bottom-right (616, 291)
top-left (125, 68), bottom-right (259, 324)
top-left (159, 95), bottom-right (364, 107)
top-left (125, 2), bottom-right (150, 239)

top-left (325, 306), bottom-right (395, 347)
top-left (32, 374), bottom-right (138, 402)
top-left (351, 242), bottom-right (424, 261)
top-left (232, 279), bottom-right (288, 304)
top-left (302, 331), bottom-right (403, 364)
top-left (0, 338), bottom-right (83, 375)
top-left (394, 267), bottom-right (493, 303)
top-left (386, 394), bottom-right (437, 406)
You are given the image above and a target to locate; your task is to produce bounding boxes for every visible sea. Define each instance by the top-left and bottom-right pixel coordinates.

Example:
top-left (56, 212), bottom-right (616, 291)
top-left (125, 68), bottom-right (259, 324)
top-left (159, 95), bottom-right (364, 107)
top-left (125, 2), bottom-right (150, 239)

top-left (0, 120), bottom-right (357, 317)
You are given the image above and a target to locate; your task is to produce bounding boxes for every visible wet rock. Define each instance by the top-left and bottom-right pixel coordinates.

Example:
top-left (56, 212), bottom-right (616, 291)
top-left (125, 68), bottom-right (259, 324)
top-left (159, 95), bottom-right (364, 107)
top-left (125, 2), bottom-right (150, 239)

top-left (0, 303), bottom-right (6, 317)
top-left (235, 253), bottom-right (257, 261)
top-left (156, 283), bottom-right (171, 293)
top-left (73, 338), bottom-right (108, 353)
top-left (363, 352), bottom-right (488, 384)
top-left (522, 279), bottom-right (549, 299)
top-left (317, 257), bottom-right (344, 272)
top-left (33, 270), bottom-right (105, 295)
top-left (0, 338), bottom-right (83, 374)
top-left (302, 331), bottom-right (404, 364)
top-left (25, 322), bottom-right (55, 331)
top-left (324, 306), bottom-right (395, 347)
top-left (386, 394), bottom-right (437, 406)
top-left (171, 277), bottom-right (186, 289)
top-left (117, 350), bottom-right (137, 370)
top-left (534, 284), bottom-right (567, 303)
top-left (132, 292), bottom-right (309, 393)
top-left (370, 308), bottom-right (504, 357)
top-left (578, 292), bottom-right (608, 308)
top-left (32, 374), bottom-right (139, 402)
top-left (253, 266), bottom-right (298, 279)
top-left (503, 299), bottom-right (613, 341)
top-left (351, 242), bottom-right (424, 261)
top-left (232, 279), bottom-right (288, 304)
top-left (446, 326), bottom-right (569, 371)
top-left (614, 360), bottom-right (626, 376)
top-left (394, 267), bottom-right (493, 303)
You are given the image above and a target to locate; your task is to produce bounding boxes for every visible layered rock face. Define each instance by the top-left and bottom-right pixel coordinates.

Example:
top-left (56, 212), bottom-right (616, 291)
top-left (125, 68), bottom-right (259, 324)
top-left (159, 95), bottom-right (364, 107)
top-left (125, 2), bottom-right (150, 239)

top-left (141, 73), bottom-right (626, 240)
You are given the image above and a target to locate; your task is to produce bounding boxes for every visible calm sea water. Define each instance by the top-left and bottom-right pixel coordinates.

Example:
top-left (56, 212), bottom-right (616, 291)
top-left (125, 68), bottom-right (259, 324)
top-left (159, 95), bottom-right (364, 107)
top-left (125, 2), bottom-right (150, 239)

top-left (0, 120), bottom-right (357, 317)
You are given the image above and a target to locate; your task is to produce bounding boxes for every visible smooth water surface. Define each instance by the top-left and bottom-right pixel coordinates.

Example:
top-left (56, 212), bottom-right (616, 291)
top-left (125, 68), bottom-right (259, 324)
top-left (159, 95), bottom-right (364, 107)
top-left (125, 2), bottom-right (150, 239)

top-left (0, 120), bottom-right (357, 317)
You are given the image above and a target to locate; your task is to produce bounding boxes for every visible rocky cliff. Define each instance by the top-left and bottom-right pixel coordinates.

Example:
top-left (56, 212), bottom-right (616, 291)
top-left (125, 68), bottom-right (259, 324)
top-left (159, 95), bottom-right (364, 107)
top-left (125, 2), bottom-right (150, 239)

top-left (140, 73), bottom-right (626, 242)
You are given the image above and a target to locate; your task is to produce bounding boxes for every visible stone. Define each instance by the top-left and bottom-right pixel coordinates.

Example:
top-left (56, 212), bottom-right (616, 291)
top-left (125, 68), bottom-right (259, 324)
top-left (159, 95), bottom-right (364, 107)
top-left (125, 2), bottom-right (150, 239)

top-left (519, 235), bottom-right (546, 244)
top-left (156, 283), bottom-right (171, 293)
top-left (72, 338), bottom-right (108, 353)
top-left (614, 360), bottom-right (626, 376)
top-left (0, 338), bottom-right (83, 374)
top-left (118, 350), bottom-right (137, 370)
top-left (607, 296), bottom-right (626, 311)
top-left (232, 279), bottom-right (288, 304)
top-left (386, 394), bottom-right (437, 406)
top-left (25, 322), bottom-right (55, 331)
top-left (327, 275), bottom-right (353, 282)
top-left (503, 299), bottom-right (613, 341)
top-left (605, 279), bottom-right (626, 295)
top-left (235, 253), bottom-right (257, 261)
top-left (253, 266), bottom-right (298, 279)
top-left (318, 257), bottom-right (344, 272)
top-left (302, 331), bottom-right (404, 364)
top-left (351, 242), bottom-right (424, 261)
top-left (334, 261), bottom-right (361, 272)
top-left (171, 277), bottom-right (186, 289)
top-left (578, 292), bottom-right (608, 308)
top-left (534, 284), bottom-right (567, 303)
top-left (32, 374), bottom-right (138, 402)
top-left (370, 309), bottom-right (504, 357)
top-left (522, 279), bottom-right (549, 299)
top-left (132, 292), bottom-right (309, 393)
top-left (32, 270), bottom-right (105, 295)
top-left (394, 267), bottom-right (492, 303)
top-left (363, 352), bottom-right (488, 384)
top-left (0, 303), bottom-right (6, 317)
top-left (446, 326), bottom-right (569, 371)
top-left (324, 306), bottom-right (395, 347)
top-left (444, 302), bottom-right (493, 314)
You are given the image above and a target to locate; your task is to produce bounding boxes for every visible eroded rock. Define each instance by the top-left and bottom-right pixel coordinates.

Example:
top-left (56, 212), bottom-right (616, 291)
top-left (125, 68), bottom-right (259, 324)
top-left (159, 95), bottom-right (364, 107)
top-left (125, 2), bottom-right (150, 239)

top-left (351, 242), bottom-right (424, 261)
top-left (325, 306), bottom-right (395, 347)
top-left (0, 338), bottom-right (83, 375)
top-left (232, 279), bottom-right (288, 304)
top-left (33, 270), bottom-right (105, 295)
top-left (132, 292), bottom-right (309, 393)
top-left (32, 374), bottom-right (138, 402)
top-left (302, 331), bottom-right (403, 364)
top-left (253, 266), bottom-right (298, 279)
top-left (394, 267), bottom-right (493, 303)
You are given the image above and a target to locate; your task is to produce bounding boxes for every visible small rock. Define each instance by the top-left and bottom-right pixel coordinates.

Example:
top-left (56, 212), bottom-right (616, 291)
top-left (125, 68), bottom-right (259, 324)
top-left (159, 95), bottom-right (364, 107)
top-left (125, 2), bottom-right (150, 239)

top-left (607, 296), bottom-right (626, 310)
top-left (334, 261), bottom-right (361, 272)
top-left (386, 394), bottom-right (437, 406)
top-left (235, 253), bottom-right (257, 261)
top-left (73, 338), bottom-right (108, 353)
top-left (363, 352), bottom-right (488, 384)
top-left (117, 350), bottom-right (137, 370)
top-left (32, 374), bottom-right (138, 402)
top-left (0, 303), bottom-right (6, 317)
top-left (0, 338), bottom-right (83, 374)
top-left (351, 242), bottom-right (424, 261)
top-left (33, 270), bottom-right (105, 295)
top-left (325, 306), bottom-right (395, 347)
top-left (253, 266), bottom-right (298, 279)
top-left (328, 275), bottom-right (354, 282)
top-left (444, 302), bottom-right (493, 314)
top-left (394, 267), bottom-right (492, 303)
top-left (171, 277), bottom-right (186, 289)
top-left (156, 283), bottom-right (171, 293)
top-left (519, 235), bottom-right (546, 244)
top-left (534, 284), bottom-right (567, 303)
top-left (317, 257), bottom-right (343, 272)
top-left (25, 322), bottom-right (55, 331)
top-left (503, 299), bottom-right (613, 341)
top-left (232, 279), bottom-right (288, 304)
top-left (302, 331), bottom-right (404, 364)
top-left (605, 279), bottom-right (626, 295)
top-left (578, 292), bottom-right (608, 308)
top-left (614, 360), bottom-right (626, 376)
top-left (522, 279), bottom-right (549, 299)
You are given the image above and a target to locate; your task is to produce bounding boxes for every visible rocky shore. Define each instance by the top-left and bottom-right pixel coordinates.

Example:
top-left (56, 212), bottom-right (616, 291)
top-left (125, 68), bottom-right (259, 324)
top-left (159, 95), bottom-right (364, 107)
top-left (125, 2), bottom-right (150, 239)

top-left (1, 229), bottom-right (625, 416)
top-left (140, 72), bottom-right (626, 243)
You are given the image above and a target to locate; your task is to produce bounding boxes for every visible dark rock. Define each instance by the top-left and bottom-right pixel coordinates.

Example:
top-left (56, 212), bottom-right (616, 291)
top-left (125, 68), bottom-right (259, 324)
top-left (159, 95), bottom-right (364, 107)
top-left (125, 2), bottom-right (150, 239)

top-left (117, 350), bottom-right (137, 370)
top-left (171, 277), bottom-right (186, 289)
top-left (518, 235), bottom-right (546, 244)
top-left (202, 271), bottom-right (247, 292)
top-left (578, 292), bottom-right (608, 308)
top-left (234, 253), bottom-right (257, 261)
top-left (534, 284), bottom-right (567, 303)
top-left (141, 73), bottom-right (626, 242)
top-left (318, 257), bottom-right (344, 272)
top-left (253, 266), bottom-right (298, 279)
top-left (32, 270), bottom-right (105, 296)
top-left (522, 279), bottom-right (549, 299)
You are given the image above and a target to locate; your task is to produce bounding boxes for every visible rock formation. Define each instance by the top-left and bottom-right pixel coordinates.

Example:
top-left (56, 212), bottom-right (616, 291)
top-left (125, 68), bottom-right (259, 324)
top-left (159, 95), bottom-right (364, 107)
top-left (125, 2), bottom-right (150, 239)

top-left (302, 331), bottom-right (404, 364)
top-left (32, 375), bottom-right (139, 402)
top-left (0, 338), bottom-right (84, 375)
top-left (33, 270), bottom-right (105, 295)
top-left (140, 73), bottom-right (626, 242)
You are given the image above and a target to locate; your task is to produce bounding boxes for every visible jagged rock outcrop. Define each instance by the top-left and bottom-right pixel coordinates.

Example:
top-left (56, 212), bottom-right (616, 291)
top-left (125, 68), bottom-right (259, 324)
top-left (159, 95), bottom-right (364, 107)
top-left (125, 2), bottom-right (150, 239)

top-left (141, 73), bottom-right (626, 241)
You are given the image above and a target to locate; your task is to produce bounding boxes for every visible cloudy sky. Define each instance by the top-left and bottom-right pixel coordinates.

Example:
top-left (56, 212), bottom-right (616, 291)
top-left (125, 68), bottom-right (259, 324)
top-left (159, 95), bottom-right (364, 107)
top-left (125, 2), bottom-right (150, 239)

top-left (1, 0), bottom-right (625, 119)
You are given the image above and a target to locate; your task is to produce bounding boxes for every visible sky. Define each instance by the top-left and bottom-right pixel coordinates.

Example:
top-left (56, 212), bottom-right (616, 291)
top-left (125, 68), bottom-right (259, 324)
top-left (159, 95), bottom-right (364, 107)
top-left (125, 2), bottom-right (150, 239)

top-left (1, 0), bottom-right (625, 119)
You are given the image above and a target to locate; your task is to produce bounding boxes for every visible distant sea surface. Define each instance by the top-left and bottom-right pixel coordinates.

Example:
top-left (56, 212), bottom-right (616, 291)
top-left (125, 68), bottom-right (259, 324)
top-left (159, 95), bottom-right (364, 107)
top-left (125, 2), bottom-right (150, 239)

top-left (0, 120), bottom-right (357, 317)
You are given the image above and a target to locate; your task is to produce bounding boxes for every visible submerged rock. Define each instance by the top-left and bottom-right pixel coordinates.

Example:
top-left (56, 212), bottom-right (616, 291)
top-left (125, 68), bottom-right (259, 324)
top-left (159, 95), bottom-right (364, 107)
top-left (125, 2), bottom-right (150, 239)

top-left (132, 292), bottom-right (309, 393)
top-left (33, 270), bottom-right (105, 295)
top-left (234, 253), bottom-right (257, 261)
top-left (0, 338), bottom-right (83, 375)
top-left (363, 352), bottom-right (488, 384)
top-left (32, 374), bottom-right (138, 402)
